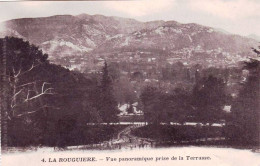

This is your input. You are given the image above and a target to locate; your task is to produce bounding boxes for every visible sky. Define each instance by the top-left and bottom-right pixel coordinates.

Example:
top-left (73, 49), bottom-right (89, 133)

top-left (0, 0), bottom-right (259, 36)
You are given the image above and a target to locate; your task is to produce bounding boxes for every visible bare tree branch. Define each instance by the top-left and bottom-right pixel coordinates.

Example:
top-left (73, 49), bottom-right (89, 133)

top-left (19, 63), bottom-right (41, 77)
top-left (17, 81), bottom-right (37, 88)
top-left (16, 105), bottom-right (60, 117)
top-left (44, 88), bottom-right (54, 93)
top-left (11, 88), bottom-right (24, 107)
top-left (24, 83), bottom-right (55, 102)
top-left (25, 92), bottom-right (55, 102)
top-left (14, 68), bottom-right (21, 78)
top-left (0, 74), bottom-right (15, 78)
top-left (26, 90), bottom-right (34, 101)
top-left (12, 89), bottom-right (24, 99)
top-left (12, 67), bottom-right (16, 77)
top-left (42, 82), bottom-right (51, 93)
top-left (11, 103), bottom-right (17, 109)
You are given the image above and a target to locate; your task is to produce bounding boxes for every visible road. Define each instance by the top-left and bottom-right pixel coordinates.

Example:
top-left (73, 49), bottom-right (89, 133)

top-left (108, 125), bottom-right (155, 150)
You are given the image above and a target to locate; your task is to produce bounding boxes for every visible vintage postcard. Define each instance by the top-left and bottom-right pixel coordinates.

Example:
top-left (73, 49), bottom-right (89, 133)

top-left (0, 0), bottom-right (259, 166)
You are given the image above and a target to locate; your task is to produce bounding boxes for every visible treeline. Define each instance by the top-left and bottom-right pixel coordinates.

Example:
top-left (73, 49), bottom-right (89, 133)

top-left (140, 75), bottom-right (229, 125)
top-left (227, 57), bottom-right (260, 146)
top-left (139, 51), bottom-right (260, 146)
top-left (105, 58), bottom-right (244, 105)
top-left (0, 37), bottom-right (119, 147)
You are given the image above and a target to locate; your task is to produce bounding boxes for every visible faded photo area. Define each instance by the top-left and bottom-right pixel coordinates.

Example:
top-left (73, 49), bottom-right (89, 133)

top-left (0, 1), bottom-right (259, 166)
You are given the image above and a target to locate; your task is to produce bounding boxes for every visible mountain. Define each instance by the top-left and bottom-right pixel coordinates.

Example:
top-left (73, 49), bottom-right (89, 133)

top-left (214, 28), bottom-right (230, 35)
top-left (0, 14), bottom-right (162, 57)
top-left (247, 34), bottom-right (260, 42)
top-left (0, 14), bottom-right (258, 68)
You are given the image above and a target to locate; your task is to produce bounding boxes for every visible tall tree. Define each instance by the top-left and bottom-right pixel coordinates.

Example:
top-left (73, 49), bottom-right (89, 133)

top-left (168, 88), bottom-right (191, 124)
top-left (0, 37), bottom-right (8, 149)
top-left (113, 77), bottom-right (137, 105)
top-left (228, 46), bottom-right (260, 146)
top-left (140, 86), bottom-right (167, 125)
top-left (192, 75), bottom-right (227, 125)
top-left (0, 37), bottom-right (52, 119)
top-left (99, 61), bottom-right (119, 124)
top-left (0, 37), bottom-right (56, 146)
top-left (191, 75), bottom-right (228, 142)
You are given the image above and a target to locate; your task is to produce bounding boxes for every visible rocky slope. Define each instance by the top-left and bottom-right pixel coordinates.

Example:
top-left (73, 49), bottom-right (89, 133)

top-left (0, 14), bottom-right (258, 66)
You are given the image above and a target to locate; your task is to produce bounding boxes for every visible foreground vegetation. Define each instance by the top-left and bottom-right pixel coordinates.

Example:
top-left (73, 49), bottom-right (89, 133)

top-left (0, 37), bottom-right (259, 148)
top-left (132, 125), bottom-right (225, 145)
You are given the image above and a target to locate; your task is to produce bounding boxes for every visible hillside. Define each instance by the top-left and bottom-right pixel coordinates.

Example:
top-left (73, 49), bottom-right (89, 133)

top-left (0, 14), bottom-right (258, 69)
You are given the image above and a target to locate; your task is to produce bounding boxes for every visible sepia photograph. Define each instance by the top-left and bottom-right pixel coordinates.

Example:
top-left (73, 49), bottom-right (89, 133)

top-left (0, 0), bottom-right (259, 166)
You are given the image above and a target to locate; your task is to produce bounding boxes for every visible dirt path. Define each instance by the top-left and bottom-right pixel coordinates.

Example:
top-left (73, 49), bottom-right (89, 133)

top-left (109, 125), bottom-right (155, 150)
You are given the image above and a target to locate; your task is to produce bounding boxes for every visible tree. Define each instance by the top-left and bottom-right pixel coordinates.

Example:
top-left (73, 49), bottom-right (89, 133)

top-left (107, 62), bottom-right (120, 81)
top-left (192, 75), bottom-right (227, 124)
top-left (0, 37), bottom-right (56, 146)
top-left (113, 77), bottom-right (137, 105)
top-left (0, 37), bottom-right (54, 118)
top-left (0, 37), bottom-right (8, 148)
top-left (140, 86), bottom-right (163, 125)
top-left (140, 85), bottom-right (192, 125)
top-left (191, 75), bottom-right (228, 142)
top-left (167, 88), bottom-right (191, 124)
top-left (1, 37), bottom-right (117, 147)
top-left (99, 61), bottom-right (119, 124)
top-left (228, 46), bottom-right (260, 146)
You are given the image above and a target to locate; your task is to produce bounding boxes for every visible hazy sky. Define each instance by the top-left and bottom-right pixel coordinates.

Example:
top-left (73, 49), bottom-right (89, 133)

top-left (0, 0), bottom-right (259, 36)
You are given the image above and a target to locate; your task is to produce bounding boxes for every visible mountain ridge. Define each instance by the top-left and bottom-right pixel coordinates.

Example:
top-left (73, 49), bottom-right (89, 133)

top-left (0, 13), bottom-right (258, 68)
